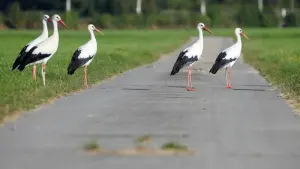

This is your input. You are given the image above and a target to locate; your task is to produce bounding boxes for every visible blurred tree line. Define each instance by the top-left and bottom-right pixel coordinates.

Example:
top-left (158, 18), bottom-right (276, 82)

top-left (0, 0), bottom-right (299, 29)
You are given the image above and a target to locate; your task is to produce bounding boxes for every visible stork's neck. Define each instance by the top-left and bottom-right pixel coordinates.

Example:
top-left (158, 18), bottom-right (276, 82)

top-left (197, 28), bottom-right (204, 52)
top-left (41, 20), bottom-right (48, 37)
top-left (52, 20), bottom-right (59, 37)
top-left (89, 29), bottom-right (96, 40)
top-left (236, 32), bottom-right (242, 45)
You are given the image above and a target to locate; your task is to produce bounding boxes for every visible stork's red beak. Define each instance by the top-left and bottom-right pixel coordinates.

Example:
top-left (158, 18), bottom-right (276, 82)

top-left (47, 18), bottom-right (52, 22)
top-left (95, 28), bottom-right (104, 35)
top-left (241, 32), bottom-right (249, 40)
top-left (203, 26), bottom-right (213, 34)
top-left (59, 20), bottom-right (69, 29)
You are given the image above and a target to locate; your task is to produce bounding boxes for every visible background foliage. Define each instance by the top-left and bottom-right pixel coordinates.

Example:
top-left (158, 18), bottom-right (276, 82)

top-left (0, 0), bottom-right (299, 29)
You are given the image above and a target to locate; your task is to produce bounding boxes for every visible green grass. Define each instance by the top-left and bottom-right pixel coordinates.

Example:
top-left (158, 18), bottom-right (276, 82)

top-left (134, 134), bottom-right (152, 143)
top-left (0, 29), bottom-right (195, 121)
top-left (83, 140), bottom-right (100, 151)
top-left (133, 134), bottom-right (152, 148)
top-left (161, 141), bottom-right (188, 151)
top-left (213, 28), bottom-right (300, 100)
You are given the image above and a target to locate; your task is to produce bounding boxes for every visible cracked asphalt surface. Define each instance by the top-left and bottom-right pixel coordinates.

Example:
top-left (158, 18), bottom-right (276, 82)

top-left (1, 37), bottom-right (300, 169)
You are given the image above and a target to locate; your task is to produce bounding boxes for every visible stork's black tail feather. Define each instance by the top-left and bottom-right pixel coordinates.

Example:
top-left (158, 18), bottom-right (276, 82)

top-left (15, 46), bottom-right (41, 72)
top-left (67, 62), bottom-right (77, 75)
top-left (209, 63), bottom-right (221, 74)
top-left (209, 52), bottom-right (228, 74)
top-left (170, 51), bottom-right (188, 76)
top-left (12, 57), bottom-right (21, 71)
top-left (12, 45), bottom-right (29, 71)
top-left (170, 57), bottom-right (184, 76)
top-left (67, 49), bottom-right (83, 75)
top-left (17, 64), bottom-right (26, 71)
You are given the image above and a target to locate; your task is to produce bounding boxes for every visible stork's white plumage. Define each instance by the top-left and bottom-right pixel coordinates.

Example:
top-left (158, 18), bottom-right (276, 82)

top-left (16, 14), bottom-right (69, 86)
top-left (67, 24), bottom-right (103, 88)
top-left (170, 22), bottom-right (212, 91)
top-left (12, 14), bottom-right (51, 80)
top-left (209, 28), bottom-right (249, 88)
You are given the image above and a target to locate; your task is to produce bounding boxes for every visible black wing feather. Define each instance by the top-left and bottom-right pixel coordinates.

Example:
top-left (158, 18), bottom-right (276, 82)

top-left (12, 45), bottom-right (29, 71)
top-left (67, 49), bottom-right (94, 75)
top-left (17, 46), bottom-right (51, 71)
top-left (170, 50), bottom-right (198, 76)
top-left (209, 52), bottom-right (236, 74)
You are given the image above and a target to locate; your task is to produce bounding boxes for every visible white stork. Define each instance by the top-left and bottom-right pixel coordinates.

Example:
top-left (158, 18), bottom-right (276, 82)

top-left (209, 28), bottom-right (249, 88)
top-left (15, 14), bottom-right (69, 86)
top-left (170, 22), bottom-right (212, 91)
top-left (12, 14), bottom-right (51, 80)
top-left (67, 24), bottom-right (103, 88)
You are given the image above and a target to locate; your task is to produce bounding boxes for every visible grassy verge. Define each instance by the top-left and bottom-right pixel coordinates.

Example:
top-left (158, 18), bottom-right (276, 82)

top-left (0, 29), bottom-right (195, 121)
top-left (214, 28), bottom-right (300, 101)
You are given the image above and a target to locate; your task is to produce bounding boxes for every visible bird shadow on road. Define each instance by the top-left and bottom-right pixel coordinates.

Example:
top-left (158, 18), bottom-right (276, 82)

top-left (239, 84), bottom-right (271, 87)
top-left (165, 96), bottom-right (195, 99)
top-left (232, 88), bottom-right (267, 92)
top-left (122, 88), bottom-right (151, 91)
top-left (166, 85), bottom-right (186, 89)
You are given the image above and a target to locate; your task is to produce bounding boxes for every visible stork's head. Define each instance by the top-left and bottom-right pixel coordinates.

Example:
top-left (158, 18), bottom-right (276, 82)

top-left (235, 28), bottom-right (249, 40)
top-left (43, 15), bottom-right (51, 23)
top-left (197, 23), bottom-right (212, 34)
top-left (88, 24), bottom-right (103, 35)
top-left (52, 14), bottom-right (69, 29)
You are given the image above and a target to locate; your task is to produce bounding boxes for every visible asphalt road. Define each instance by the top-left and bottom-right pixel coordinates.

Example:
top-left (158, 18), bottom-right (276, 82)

top-left (1, 37), bottom-right (300, 169)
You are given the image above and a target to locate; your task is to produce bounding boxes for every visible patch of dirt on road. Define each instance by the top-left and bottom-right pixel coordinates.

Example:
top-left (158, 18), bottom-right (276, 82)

top-left (85, 147), bottom-right (195, 156)
top-left (83, 136), bottom-right (194, 156)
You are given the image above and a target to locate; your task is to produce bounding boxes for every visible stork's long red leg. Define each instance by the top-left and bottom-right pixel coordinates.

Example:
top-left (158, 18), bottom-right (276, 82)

top-left (229, 67), bottom-right (232, 88)
top-left (226, 67), bottom-right (232, 89)
top-left (187, 67), bottom-right (191, 89)
top-left (187, 67), bottom-right (196, 91)
top-left (187, 67), bottom-right (190, 88)
top-left (42, 64), bottom-right (46, 86)
top-left (84, 66), bottom-right (88, 88)
top-left (225, 68), bottom-right (228, 87)
top-left (190, 69), bottom-right (193, 88)
top-left (32, 65), bottom-right (36, 81)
